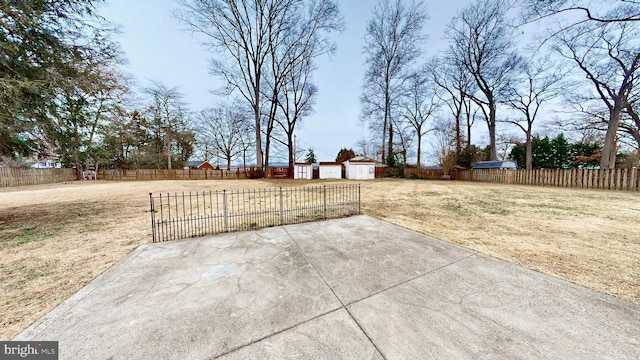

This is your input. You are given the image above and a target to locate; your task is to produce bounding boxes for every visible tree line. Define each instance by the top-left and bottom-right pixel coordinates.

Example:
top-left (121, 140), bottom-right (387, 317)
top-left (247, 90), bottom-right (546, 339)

top-left (1, 0), bottom-right (343, 175)
top-left (360, 0), bottom-right (640, 170)
top-left (0, 1), bottom-right (199, 174)
top-left (2, 1), bottom-right (639, 174)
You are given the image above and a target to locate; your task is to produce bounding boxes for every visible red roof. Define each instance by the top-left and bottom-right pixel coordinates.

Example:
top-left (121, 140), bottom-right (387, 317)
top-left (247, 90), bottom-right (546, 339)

top-left (294, 162), bottom-right (312, 165)
top-left (319, 162), bottom-right (342, 166)
top-left (197, 161), bottom-right (215, 169)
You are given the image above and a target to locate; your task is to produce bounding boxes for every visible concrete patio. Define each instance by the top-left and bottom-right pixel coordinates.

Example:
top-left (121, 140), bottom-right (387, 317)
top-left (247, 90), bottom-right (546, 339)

top-left (16, 215), bottom-right (640, 359)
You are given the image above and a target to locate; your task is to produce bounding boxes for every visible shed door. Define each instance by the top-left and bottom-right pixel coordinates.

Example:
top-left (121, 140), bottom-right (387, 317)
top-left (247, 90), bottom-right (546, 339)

top-left (297, 166), bottom-right (309, 179)
top-left (357, 165), bottom-right (368, 179)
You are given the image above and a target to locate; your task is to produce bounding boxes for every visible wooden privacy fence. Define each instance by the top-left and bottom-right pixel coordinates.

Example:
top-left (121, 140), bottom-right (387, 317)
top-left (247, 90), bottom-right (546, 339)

top-left (98, 168), bottom-right (249, 181)
top-left (404, 168), bottom-right (444, 179)
top-left (451, 168), bottom-right (640, 191)
top-left (0, 167), bottom-right (76, 188)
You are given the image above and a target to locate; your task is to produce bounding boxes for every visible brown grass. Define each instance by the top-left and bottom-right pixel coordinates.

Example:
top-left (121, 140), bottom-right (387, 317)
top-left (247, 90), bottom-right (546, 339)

top-left (1, 178), bottom-right (639, 339)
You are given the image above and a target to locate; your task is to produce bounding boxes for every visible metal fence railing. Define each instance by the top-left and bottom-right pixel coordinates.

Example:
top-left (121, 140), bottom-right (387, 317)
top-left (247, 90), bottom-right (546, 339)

top-left (149, 184), bottom-right (361, 242)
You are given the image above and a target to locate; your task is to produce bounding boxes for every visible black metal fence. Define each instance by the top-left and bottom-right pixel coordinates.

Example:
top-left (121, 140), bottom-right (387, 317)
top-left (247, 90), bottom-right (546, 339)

top-left (149, 184), bottom-right (361, 242)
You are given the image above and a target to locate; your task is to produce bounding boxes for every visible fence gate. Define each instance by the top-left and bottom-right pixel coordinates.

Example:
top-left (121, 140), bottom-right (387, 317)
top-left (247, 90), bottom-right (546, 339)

top-left (149, 184), bottom-right (361, 242)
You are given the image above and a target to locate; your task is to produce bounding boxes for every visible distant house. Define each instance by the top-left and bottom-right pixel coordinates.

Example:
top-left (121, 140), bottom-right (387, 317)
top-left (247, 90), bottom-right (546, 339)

top-left (319, 162), bottom-right (342, 179)
top-left (187, 161), bottom-right (216, 170)
top-left (294, 163), bottom-right (313, 179)
top-left (344, 158), bottom-right (375, 180)
top-left (30, 159), bottom-right (62, 169)
top-left (472, 161), bottom-right (517, 170)
top-left (24, 153), bottom-right (62, 169)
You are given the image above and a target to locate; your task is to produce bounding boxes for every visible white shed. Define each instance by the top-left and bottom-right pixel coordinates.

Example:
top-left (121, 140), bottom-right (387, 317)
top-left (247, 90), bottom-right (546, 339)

top-left (319, 162), bottom-right (342, 179)
top-left (344, 159), bottom-right (375, 180)
top-left (294, 163), bottom-right (313, 179)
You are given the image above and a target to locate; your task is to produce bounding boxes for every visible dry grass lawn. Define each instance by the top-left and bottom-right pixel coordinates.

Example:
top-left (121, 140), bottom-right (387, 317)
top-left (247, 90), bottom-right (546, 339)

top-left (1, 178), bottom-right (639, 339)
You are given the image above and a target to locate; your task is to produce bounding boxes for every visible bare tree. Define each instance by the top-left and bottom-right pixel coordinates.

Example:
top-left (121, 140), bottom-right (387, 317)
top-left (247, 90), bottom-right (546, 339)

top-left (276, 57), bottom-right (317, 171)
top-left (263, 0), bottom-right (343, 170)
top-left (399, 70), bottom-right (439, 167)
top-left (430, 117), bottom-right (457, 175)
top-left (261, 2), bottom-right (298, 169)
top-left (392, 117), bottom-right (416, 165)
top-left (178, 0), bottom-right (342, 172)
top-left (623, 89), bottom-right (640, 149)
top-left (564, 94), bottom-right (640, 156)
top-left (237, 124), bottom-right (256, 170)
top-left (229, 98), bottom-right (256, 168)
top-left (446, 0), bottom-right (523, 160)
top-left (361, 0), bottom-right (428, 163)
top-left (554, 19), bottom-right (640, 168)
top-left (523, 0), bottom-right (640, 24)
top-left (356, 137), bottom-right (380, 160)
top-left (429, 56), bottom-right (474, 155)
top-left (504, 56), bottom-right (565, 169)
top-left (462, 99), bottom-right (479, 149)
top-left (496, 132), bottom-right (522, 161)
top-left (177, 0), bottom-right (292, 169)
top-left (196, 104), bottom-right (250, 170)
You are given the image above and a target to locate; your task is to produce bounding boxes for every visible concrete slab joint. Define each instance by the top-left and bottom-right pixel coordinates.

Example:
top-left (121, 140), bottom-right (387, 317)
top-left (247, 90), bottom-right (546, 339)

top-left (15, 216), bottom-right (640, 359)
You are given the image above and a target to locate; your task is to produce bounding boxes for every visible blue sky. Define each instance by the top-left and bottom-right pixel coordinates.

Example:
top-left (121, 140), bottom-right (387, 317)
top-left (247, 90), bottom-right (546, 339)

top-left (99, 0), bottom-right (479, 163)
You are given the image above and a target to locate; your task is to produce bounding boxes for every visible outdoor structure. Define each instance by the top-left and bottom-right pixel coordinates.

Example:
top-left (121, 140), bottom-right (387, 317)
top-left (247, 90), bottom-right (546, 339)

top-left (149, 184), bottom-right (361, 242)
top-left (294, 163), bottom-right (313, 180)
top-left (319, 162), bottom-right (342, 179)
top-left (30, 159), bottom-right (62, 169)
top-left (344, 158), bottom-right (375, 180)
top-left (1, 167), bottom-right (76, 188)
top-left (472, 161), bottom-right (517, 170)
top-left (187, 161), bottom-right (216, 170)
top-left (264, 162), bottom-right (289, 178)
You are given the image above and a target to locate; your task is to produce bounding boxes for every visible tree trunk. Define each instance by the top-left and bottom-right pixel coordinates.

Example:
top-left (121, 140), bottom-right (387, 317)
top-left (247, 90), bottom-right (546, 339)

top-left (466, 101), bottom-right (473, 148)
top-left (600, 101), bottom-right (623, 169)
top-left (253, 104), bottom-right (263, 170)
top-left (417, 133), bottom-right (422, 168)
top-left (75, 159), bottom-right (85, 180)
top-left (242, 149), bottom-right (247, 171)
top-left (265, 135), bottom-right (271, 170)
top-left (166, 127), bottom-right (172, 170)
top-left (488, 103), bottom-right (497, 161)
top-left (288, 133), bottom-right (294, 178)
top-left (388, 122), bottom-right (394, 163)
top-left (455, 113), bottom-right (461, 155)
top-left (525, 128), bottom-right (532, 170)
top-left (382, 108), bottom-right (388, 163)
